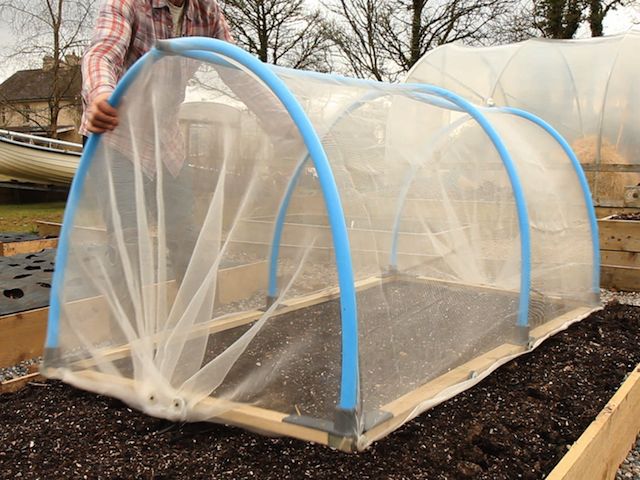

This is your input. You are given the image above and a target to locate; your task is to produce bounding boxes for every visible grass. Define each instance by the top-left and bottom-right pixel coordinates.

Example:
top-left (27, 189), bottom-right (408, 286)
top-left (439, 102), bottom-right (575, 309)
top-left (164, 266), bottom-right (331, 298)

top-left (0, 202), bottom-right (66, 233)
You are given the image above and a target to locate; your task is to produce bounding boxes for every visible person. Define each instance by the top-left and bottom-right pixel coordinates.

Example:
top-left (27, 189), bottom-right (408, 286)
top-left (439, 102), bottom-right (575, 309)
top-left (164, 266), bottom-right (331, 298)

top-left (79, 0), bottom-right (234, 292)
top-left (82, 0), bottom-right (232, 138)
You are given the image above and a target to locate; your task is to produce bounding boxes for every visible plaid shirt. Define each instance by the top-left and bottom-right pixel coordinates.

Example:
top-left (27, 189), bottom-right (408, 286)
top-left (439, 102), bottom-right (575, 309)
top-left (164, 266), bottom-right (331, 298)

top-left (81, 0), bottom-right (233, 175)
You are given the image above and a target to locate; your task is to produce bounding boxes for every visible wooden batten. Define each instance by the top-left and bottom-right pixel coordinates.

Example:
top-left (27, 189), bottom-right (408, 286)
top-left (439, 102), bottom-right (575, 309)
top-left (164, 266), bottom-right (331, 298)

top-left (362, 342), bottom-right (524, 445)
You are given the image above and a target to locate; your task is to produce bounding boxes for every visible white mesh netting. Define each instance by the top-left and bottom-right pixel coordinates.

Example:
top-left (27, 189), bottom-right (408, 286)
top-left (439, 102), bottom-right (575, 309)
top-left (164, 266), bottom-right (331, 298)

top-left (43, 42), bottom-right (599, 451)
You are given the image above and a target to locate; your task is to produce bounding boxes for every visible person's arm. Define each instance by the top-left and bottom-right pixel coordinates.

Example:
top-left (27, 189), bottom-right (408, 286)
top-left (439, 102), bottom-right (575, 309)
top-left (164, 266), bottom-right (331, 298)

top-left (82, 0), bottom-right (135, 133)
top-left (210, 1), bottom-right (233, 43)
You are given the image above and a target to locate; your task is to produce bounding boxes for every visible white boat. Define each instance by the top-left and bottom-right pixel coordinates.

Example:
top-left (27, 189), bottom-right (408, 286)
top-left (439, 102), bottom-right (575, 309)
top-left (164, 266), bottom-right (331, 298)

top-left (0, 129), bottom-right (82, 186)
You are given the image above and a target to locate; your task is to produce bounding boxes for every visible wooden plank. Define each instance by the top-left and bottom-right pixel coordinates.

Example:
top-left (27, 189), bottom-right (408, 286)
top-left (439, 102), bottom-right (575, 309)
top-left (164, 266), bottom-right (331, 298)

top-left (0, 237), bottom-right (58, 256)
top-left (0, 307), bottom-right (48, 368)
top-left (404, 274), bottom-right (518, 296)
top-left (217, 261), bottom-right (267, 304)
top-left (233, 218), bottom-right (471, 256)
top-left (598, 219), bottom-right (640, 253)
top-left (600, 250), bottom-right (640, 268)
top-left (197, 397), bottom-right (329, 446)
top-left (282, 275), bottom-right (389, 310)
top-left (0, 373), bottom-right (45, 395)
top-left (546, 363), bottom-right (640, 480)
top-left (581, 163), bottom-right (640, 173)
top-left (35, 221), bottom-right (62, 237)
top-left (600, 265), bottom-right (640, 292)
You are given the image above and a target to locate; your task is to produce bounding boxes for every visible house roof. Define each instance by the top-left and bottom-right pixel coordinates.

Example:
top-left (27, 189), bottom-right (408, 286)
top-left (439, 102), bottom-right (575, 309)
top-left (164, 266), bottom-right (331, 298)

top-left (0, 65), bottom-right (81, 103)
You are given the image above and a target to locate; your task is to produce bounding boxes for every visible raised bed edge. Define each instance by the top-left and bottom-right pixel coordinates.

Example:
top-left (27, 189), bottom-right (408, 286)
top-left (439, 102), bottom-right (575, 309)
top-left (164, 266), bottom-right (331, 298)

top-left (546, 362), bottom-right (640, 480)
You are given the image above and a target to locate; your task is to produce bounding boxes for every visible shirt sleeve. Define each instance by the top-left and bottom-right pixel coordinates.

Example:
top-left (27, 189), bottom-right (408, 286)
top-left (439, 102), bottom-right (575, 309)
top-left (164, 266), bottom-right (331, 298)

top-left (211, 2), bottom-right (234, 42)
top-left (81, 0), bottom-right (135, 108)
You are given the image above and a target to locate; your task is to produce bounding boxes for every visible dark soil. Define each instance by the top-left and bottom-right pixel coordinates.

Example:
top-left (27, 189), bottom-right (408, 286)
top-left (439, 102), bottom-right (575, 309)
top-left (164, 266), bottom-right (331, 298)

top-left (1, 303), bottom-right (639, 479)
top-left (201, 281), bottom-right (560, 422)
top-left (610, 212), bottom-right (640, 221)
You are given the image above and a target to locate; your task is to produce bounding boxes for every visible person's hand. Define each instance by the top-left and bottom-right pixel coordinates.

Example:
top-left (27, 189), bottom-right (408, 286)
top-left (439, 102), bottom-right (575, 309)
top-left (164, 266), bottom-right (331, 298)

top-left (87, 92), bottom-right (118, 133)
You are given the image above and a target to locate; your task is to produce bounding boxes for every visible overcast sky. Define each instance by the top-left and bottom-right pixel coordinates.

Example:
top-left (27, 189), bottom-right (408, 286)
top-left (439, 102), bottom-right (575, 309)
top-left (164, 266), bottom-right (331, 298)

top-left (0, 4), bottom-right (638, 83)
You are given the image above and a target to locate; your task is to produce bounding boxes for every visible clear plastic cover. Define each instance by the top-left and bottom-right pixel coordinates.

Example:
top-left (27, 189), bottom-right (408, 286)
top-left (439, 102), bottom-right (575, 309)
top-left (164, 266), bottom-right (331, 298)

top-left (43, 48), bottom-right (599, 451)
top-left (406, 31), bottom-right (640, 207)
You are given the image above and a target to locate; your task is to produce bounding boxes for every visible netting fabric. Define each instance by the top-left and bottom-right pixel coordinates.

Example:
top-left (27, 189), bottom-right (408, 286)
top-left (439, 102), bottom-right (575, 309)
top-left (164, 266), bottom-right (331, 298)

top-left (42, 39), bottom-right (599, 451)
top-left (406, 31), bottom-right (640, 207)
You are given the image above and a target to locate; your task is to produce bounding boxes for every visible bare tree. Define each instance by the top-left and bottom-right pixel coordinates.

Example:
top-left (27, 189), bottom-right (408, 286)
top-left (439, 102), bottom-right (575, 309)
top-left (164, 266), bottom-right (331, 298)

top-left (330, 0), bottom-right (393, 81)
top-left (331, 0), bottom-right (512, 81)
top-left (220, 0), bottom-right (334, 71)
top-left (0, 0), bottom-right (95, 138)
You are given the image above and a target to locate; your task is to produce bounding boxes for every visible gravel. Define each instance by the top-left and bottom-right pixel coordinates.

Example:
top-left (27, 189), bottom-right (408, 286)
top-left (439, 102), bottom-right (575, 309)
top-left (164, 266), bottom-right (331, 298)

top-left (617, 436), bottom-right (640, 480)
top-left (601, 289), bottom-right (640, 308)
top-left (0, 357), bottom-right (41, 383)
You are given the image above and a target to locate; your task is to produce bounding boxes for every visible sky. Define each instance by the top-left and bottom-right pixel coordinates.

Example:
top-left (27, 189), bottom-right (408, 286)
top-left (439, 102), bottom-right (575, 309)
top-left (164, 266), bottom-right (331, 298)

top-left (0, 3), bottom-right (638, 83)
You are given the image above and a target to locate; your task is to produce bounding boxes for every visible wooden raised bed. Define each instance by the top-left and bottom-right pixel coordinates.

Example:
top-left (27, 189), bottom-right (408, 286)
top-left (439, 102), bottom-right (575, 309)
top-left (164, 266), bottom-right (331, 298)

top-left (39, 274), bottom-right (596, 453)
top-left (547, 362), bottom-right (640, 480)
top-left (598, 215), bottom-right (640, 291)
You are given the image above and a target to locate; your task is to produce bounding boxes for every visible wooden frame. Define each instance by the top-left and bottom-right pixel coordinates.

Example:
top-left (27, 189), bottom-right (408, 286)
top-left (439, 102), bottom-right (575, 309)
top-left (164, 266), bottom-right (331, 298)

top-left (38, 275), bottom-right (597, 452)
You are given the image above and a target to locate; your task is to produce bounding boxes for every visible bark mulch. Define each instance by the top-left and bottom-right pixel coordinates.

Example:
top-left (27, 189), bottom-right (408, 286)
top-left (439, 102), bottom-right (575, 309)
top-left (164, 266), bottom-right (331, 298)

top-left (0, 302), bottom-right (639, 480)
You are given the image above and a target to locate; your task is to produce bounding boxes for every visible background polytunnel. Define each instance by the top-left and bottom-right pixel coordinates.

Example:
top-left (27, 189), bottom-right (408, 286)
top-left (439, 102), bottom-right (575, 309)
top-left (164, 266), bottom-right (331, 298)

top-left (43, 38), bottom-right (600, 452)
top-left (405, 30), bottom-right (640, 208)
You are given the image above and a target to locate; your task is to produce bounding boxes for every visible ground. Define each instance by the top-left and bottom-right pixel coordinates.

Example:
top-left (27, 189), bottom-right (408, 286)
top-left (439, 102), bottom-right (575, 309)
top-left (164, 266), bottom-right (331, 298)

top-left (0, 202), bottom-right (65, 233)
top-left (0, 303), bottom-right (639, 479)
